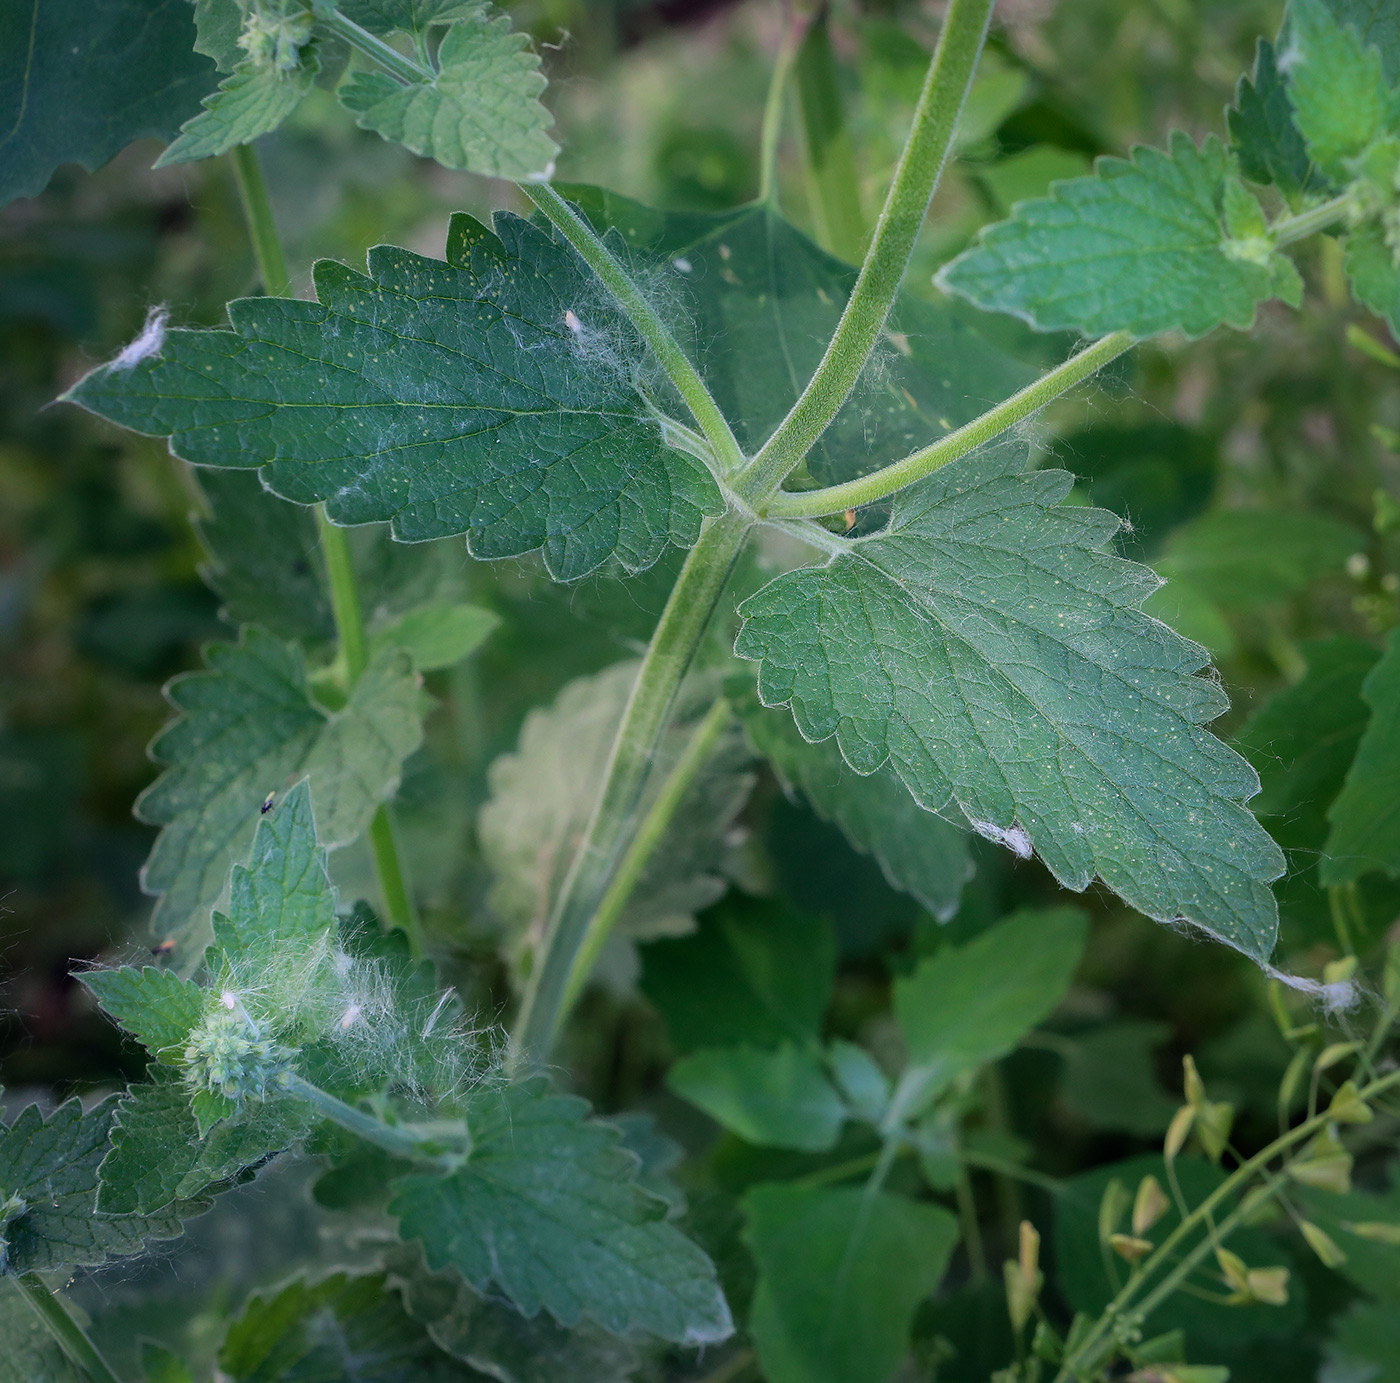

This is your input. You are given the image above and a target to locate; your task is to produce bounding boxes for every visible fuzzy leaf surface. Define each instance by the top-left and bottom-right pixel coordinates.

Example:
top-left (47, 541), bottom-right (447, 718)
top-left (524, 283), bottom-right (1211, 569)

top-left (136, 628), bottom-right (421, 954)
top-left (743, 1185), bottom-right (958, 1383)
top-left (390, 1078), bottom-right (732, 1343)
top-left (64, 211), bottom-right (719, 582)
top-left (81, 966), bottom-right (207, 1063)
top-left (1345, 220), bottom-right (1400, 336)
top-left (737, 449), bottom-right (1284, 959)
top-left (1322, 628), bottom-right (1400, 883)
top-left (936, 133), bottom-right (1288, 338)
top-left (742, 696), bottom-right (971, 919)
top-left (156, 56), bottom-right (317, 167)
top-left (1228, 39), bottom-right (1320, 200)
top-left (338, 14), bottom-right (557, 180)
top-left (0, 1099), bottom-right (187, 1275)
top-left (0, 0), bottom-right (216, 206)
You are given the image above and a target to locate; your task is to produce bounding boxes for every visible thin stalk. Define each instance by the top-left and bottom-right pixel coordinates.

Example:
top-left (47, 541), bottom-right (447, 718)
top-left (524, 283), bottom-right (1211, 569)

top-left (509, 510), bottom-right (752, 1066)
top-left (1272, 193), bottom-right (1353, 247)
top-left (521, 183), bottom-right (745, 474)
top-left (736, 0), bottom-right (995, 501)
top-left (281, 1073), bottom-right (459, 1165)
top-left (561, 696), bottom-right (735, 1014)
top-left (765, 331), bottom-right (1134, 518)
top-left (311, 2), bottom-right (431, 84)
top-left (229, 145), bottom-right (424, 959)
top-left (18, 1274), bottom-right (123, 1383)
top-left (759, 11), bottom-right (804, 205)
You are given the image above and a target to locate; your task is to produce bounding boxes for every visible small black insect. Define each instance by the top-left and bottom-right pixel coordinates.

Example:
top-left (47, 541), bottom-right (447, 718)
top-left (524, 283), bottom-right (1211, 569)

top-left (261, 791), bottom-right (276, 814)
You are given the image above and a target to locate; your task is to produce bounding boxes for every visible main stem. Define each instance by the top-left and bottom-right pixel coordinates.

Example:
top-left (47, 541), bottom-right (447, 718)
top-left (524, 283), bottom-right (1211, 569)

top-left (737, 0), bottom-right (995, 501)
top-left (509, 511), bottom-right (751, 1067)
top-left (230, 144), bottom-right (424, 959)
top-left (18, 1274), bottom-right (123, 1383)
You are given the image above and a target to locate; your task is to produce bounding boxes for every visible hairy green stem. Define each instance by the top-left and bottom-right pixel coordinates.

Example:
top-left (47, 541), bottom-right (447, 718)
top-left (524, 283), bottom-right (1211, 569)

top-left (765, 330), bottom-right (1134, 518)
top-left (562, 695), bottom-right (735, 1015)
top-left (18, 1274), bottom-right (123, 1383)
top-left (737, 0), bottom-right (995, 501)
top-left (759, 12), bottom-right (803, 206)
top-left (1272, 192), bottom-right (1354, 247)
top-left (1055, 1065), bottom-right (1400, 1380)
top-left (509, 511), bottom-right (752, 1066)
top-left (521, 183), bottom-right (745, 474)
top-left (230, 145), bottom-right (424, 959)
top-left (312, 2), bottom-right (432, 83)
top-left (281, 1073), bottom-right (460, 1165)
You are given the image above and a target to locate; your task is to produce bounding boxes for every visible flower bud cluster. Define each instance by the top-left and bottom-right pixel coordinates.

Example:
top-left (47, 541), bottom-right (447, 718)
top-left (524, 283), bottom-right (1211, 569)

top-left (238, 4), bottom-right (314, 73)
top-left (183, 1000), bottom-right (291, 1104)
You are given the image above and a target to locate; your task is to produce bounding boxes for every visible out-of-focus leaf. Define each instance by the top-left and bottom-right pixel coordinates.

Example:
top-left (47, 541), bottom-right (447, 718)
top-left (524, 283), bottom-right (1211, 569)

top-left (1330, 1300), bottom-right (1400, 1383)
top-left (342, 0), bottom-right (489, 39)
top-left (1059, 1020), bottom-right (1178, 1136)
top-left (743, 1185), bottom-right (959, 1383)
top-left (1316, 0), bottom-right (1400, 81)
top-left (641, 895), bottom-right (837, 1052)
top-left (668, 1045), bottom-right (847, 1152)
top-left (1228, 39), bottom-right (1320, 200)
top-left (977, 145), bottom-right (1093, 214)
top-left (370, 602), bottom-right (498, 672)
top-left (1294, 1169), bottom-right (1400, 1303)
top-left (1323, 628), bottom-right (1400, 883)
top-left (1345, 219), bottom-right (1400, 337)
top-left (0, 1278), bottom-right (85, 1383)
top-left (390, 1078), bottom-right (732, 1343)
top-left (0, 0), bottom-right (217, 206)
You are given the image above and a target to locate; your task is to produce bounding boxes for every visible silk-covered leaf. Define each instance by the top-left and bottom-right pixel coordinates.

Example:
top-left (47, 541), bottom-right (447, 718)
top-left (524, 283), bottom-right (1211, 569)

top-left (481, 663), bottom-right (753, 974)
top-left (98, 1070), bottom-right (311, 1215)
top-left (561, 187), bottom-right (1034, 489)
top-left (1228, 39), bottom-right (1321, 200)
top-left (0, 0), bottom-right (217, 207)
top-left (338, 12), bottom-right (557, 180)
top-left (741, 695), bottom-right (971, 919)
top-left (63, 211), bottom-right (720, 582)
top-left (667, 1045), bottom-right (847, 1152)
top-left (0, 1279), bottom-right (84, 1383)
top-left (0, 1099), bottom-right (188, 1276)
top-left (136, 628), bottom-right (422, 954)
top-left (156, 53), bottom-right (318, 167)
top-left (737, 448), bottom-right (1285, 960)
top-left (936, 133), bottom-right (1294, 339)
top-left (371, 601), bottom-right (499, 671)
top-left (390, 1078), bottom-right (732, 1343)
top-left (1322, 628), bottom-right (1400, 883)
top-left (81, 965), bottom-right (206, 1063)
top-left (1285, 0), bottom-right (1399, 183)
top-left (743, 1185), bottom-right (959, 1383)
top-left (894, 908), bottom-right (1086, 1110)
top-left (1345, 219), bottom-right (1400, 336)
top-left (641, 896), bottom-right (836, 1052)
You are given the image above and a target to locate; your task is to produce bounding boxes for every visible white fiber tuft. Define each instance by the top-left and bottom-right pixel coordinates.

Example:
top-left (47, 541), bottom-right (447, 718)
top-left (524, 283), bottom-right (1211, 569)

top-left (1264, 964), bottom-right (1362, 1014)
top-left (969, 818), bottom-right (1034, 859)
top-left (110, 305), bottom-right (169, 370)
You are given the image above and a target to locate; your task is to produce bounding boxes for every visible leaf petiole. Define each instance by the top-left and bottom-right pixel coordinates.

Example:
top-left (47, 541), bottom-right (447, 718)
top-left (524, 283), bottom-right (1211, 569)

top-left (310, 2), bottom-right (432, 84)
top-left (17, 1274), bottom-right (124, 1383)
top-left (279, 1072), bottom-right (465, 1168)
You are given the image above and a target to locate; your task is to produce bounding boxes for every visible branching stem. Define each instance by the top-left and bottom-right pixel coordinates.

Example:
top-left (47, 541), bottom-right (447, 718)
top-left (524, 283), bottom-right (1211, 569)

top-left (229, 144), bottom-right (424, 959)
top-left (18, 1274), bottom-right (123, 1383)
top-left (311, 2), bottom-right (432, 83)
top-left (281, 1073), bottom-right (463, 1166)
top-left (764, 331), bottom-right (1134, 518)
top-left (736, 0), bottom-right (995, 501)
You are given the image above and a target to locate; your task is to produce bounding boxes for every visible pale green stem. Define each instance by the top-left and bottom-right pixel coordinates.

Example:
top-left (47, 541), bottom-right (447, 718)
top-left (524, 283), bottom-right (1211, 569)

top-left (521, 183), bottom-right (745, 474)
top-left (311, 2), bottom-right (432, 83)
top-left (561, 696), bottom-right (735, 1015)
top-left (1054, 1065), bottom-right (1400, 1381)
top-left (509, 510), bottom-right (752, 1067)
top-left (736, 0), bottom-right (996, 502)
top-left (765, 330), bottom-right (1134, 518)
top-left (759, 11), bottom-right (803, 206)
top-left (230, 144), bottom-right (424, 960)
top-left (280, 1073), bottom-right (460, 1165)
top-left (1272, 192), bottom-right (1353, 247)
top-left (18, 1274), bottom-right (123, 1383)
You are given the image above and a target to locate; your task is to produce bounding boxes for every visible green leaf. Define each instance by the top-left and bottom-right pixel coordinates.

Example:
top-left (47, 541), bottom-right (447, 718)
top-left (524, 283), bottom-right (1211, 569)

top-left (1059, 1020), bottom-right (1179, 1136)
top-left (371, 601), bottom-right (499, 671)
top-left (98, 1071), bottom-right (311, 1215)
top-left (1294, 1169), bottom-right (1400, 1302)
top-left (81, 965), bottom-right (207, 1063)
top-left (1285, 0), bottom-right (1399, 183)
top-left (139, 1344), bottom-right (196, 1383)
top-left (194, 0), bottom-right (246, 73)
top-left (338, 13), bottom-right (557, 181)
top-left (156, 53), bottom-right (318, 168)
top-left (219, 1271), bottom-right (470, 1382)
top-left (387, 1241), bottom-right (642, 1383)
top-left (481, 663), bottom-right (752, 971)
top-left (893, 908), bottom-right (1087, 1109)
top-left (0, 1099), bottom-right (187, 1276)
top-left (743, 1185), bottom-right (959, 1383)
top-left (641, 895), bottom-right (837, 1052)
top-left (1322, 628), bottom-right (1400, 883)
top-left (0, 0), bottom-right (217, 206)
top-left (136, 628), bottom-right (422, 953)
top-left (741, 695), bottom-right (971, 920)
top-left (936, 133), bottom-right (1293, 339)
top-left (667, 1045), bottom-right (847, 1152)
top-left (561, 187), bottom-right (1034, 488)
top-left (1315, 0), bottom-right (1400, 82)
top-left (63, 211), bottom-right (721, 583)
top-left (342, 0), bottom-right (491, 41)
top-left (1344, 219), bottom-right (1400, 336)
top-left (390, 1078), bottom-right (732, 1343)
top-left (737, 449), bottom-right (1285, 960)
top-left (1228, 39), bottom-right (1321, 200)
top-left (1332, 1301), bottom-right (1400, 1383)
top-left (0, 1279), bottom-right (84, 1383)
